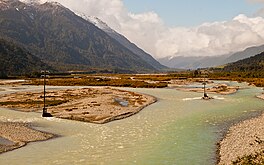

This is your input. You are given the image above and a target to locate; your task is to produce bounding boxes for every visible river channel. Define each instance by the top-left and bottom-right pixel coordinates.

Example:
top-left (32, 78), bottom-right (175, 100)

top-left (0, 81), bottom-right (264, 165)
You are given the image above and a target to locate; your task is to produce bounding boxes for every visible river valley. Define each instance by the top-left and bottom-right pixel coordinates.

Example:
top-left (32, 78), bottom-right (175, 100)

top-left (0, 82), bottom-right (264, 165)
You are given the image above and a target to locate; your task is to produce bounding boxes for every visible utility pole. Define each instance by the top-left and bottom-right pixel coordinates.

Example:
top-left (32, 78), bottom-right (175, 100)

top-left (203, 75), bottom-right (207, 98)
top-left (43, 70), bottom-right (46, 113)
top-left (202, 70), bottom-right (212, 100)
top-left (41, 70), bottom-right (52, 117)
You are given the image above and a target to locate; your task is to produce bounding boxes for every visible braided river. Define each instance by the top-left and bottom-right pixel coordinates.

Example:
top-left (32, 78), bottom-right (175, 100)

top-left (0, 81), bottom-right (264, 165)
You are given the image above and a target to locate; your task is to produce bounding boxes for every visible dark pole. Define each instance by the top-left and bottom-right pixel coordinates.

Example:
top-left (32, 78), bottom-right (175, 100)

top-left (43, 70), bottom-right (46, 114)
top-left (202, 74), bottom-right (208, 98)
top-left (42, 70), bottom-right (52, 117)
top-left (203, 76), bottom-right (206, 96)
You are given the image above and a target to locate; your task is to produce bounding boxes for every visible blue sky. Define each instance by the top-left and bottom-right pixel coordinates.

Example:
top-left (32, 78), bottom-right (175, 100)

top-left (123, 0), bottom-right (262, 27)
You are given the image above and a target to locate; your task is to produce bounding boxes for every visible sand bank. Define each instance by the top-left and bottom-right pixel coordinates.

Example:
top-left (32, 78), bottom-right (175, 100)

top-left (218, 113), bottom-right (264, 164)
top-left (257, 94), bottom-right (264, 100)
top-left (175, 83), bottom-right (239, 95)
top-left (0, 122), bottom-right (54, 154)
top-left (0, 87), bottom-right (156, 124)
top-left (218, 93), bottom-right (264, 164)
top-left (0, 87), bottom-right (155, 153)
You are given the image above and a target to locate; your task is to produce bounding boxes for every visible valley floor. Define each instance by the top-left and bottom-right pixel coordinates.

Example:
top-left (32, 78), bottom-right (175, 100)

top-left (0, 78), bottom-right (264, 163)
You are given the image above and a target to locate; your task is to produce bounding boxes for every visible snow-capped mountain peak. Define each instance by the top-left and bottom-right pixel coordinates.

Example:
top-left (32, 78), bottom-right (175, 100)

top-left (76, 14), bottom-right (165, 70)
top-left (86, 16), bottom-right (110, 30)
top-left (76, 14), bottom-right (115, 34)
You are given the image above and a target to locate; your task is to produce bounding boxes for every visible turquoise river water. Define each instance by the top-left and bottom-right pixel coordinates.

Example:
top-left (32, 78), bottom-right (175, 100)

top-left (0, 81), bottom-right (264, 165)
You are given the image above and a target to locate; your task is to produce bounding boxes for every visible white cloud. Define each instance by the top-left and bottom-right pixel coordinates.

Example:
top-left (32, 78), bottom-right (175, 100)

top-left (159, 14), bottom-right (264, 57)
top-left (247, 0), bottom-right (264, 3)
top-left (20, 0), bottom-right (264, 59)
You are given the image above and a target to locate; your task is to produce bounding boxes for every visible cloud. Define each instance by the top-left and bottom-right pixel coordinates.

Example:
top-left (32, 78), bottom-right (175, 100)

top-left (247, 0), bottom-right (264, 3)
top-left (20, 0), bottom-right (264, 59)
top-left (158, 14), bottom-right (264, 58)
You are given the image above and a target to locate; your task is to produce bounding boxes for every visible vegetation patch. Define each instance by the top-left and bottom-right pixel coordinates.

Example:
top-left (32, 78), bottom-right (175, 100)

top-left (30, 76), bottom-right (168, 88)
top-left (0, 100), bottom-right (68, 107)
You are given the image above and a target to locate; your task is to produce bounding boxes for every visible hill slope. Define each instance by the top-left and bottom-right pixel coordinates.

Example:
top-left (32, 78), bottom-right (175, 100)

top-left (223, 52), bottom-right (264, 72)
top-left (0, 38), bottom-right (50, 77)
top-left (224, 45), bottom-right (264, 64)
top-left (0, 0), bottom-right (157, 73)
top-left (86, 16), bottom-right (166, 70)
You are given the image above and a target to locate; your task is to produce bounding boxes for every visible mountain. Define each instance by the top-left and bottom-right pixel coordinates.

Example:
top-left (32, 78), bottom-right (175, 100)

top-left (223, 44), bottom-right (264, 64)
top-left (0, 38), bottom-right (51, 77)
top-left (159, 44), bottom-right (264, 70)
top-left (158, 54), bottom-right (230, 69)
top-left (85, 16), bottom-right (166, 70)
top-left (0, 0), bottom-right (159, 73)
top-left (223, 52), bottom-right (264, 72)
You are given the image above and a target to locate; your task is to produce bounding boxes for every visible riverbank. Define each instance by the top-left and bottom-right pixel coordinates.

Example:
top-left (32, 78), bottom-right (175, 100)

top-left (0, 122), bottom-right (54, 154)
top-left (0, 87), bottom-right (156, 124)
top-left (218, 93), bottom-right (264, 164)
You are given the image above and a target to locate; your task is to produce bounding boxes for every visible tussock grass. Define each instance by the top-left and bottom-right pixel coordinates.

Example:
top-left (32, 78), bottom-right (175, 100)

top-left (30, 76), bottom-right (168, 88)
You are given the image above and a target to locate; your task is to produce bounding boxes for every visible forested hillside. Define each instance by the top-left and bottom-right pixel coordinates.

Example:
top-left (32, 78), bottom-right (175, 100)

top-left (223, 52), bottom-right (264, 73)
top-left (0, 38), bottom-right (50, 77)
top-left (0, 0), bottom-right (159, 73)
top-left (208, 52), bottom-right (264, 87)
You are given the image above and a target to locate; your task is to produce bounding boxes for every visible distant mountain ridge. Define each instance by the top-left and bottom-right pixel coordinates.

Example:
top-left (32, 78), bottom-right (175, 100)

top-left (223, 52), bottom-right (264, 72)
top-left (0, 0), bottom-right (162, 73)
top-left (158, 44), bottom-right (264, 69)
top-left (223, 45), bottom-right (264, 64)
top-left (158, 55), bottom-right (230, 69)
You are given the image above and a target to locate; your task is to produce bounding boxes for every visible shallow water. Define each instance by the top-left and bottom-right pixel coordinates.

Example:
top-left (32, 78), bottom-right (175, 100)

top-left (0, 137), bottom-right (15, 146)
top-left (0, 82), bottom-right (264, 165)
